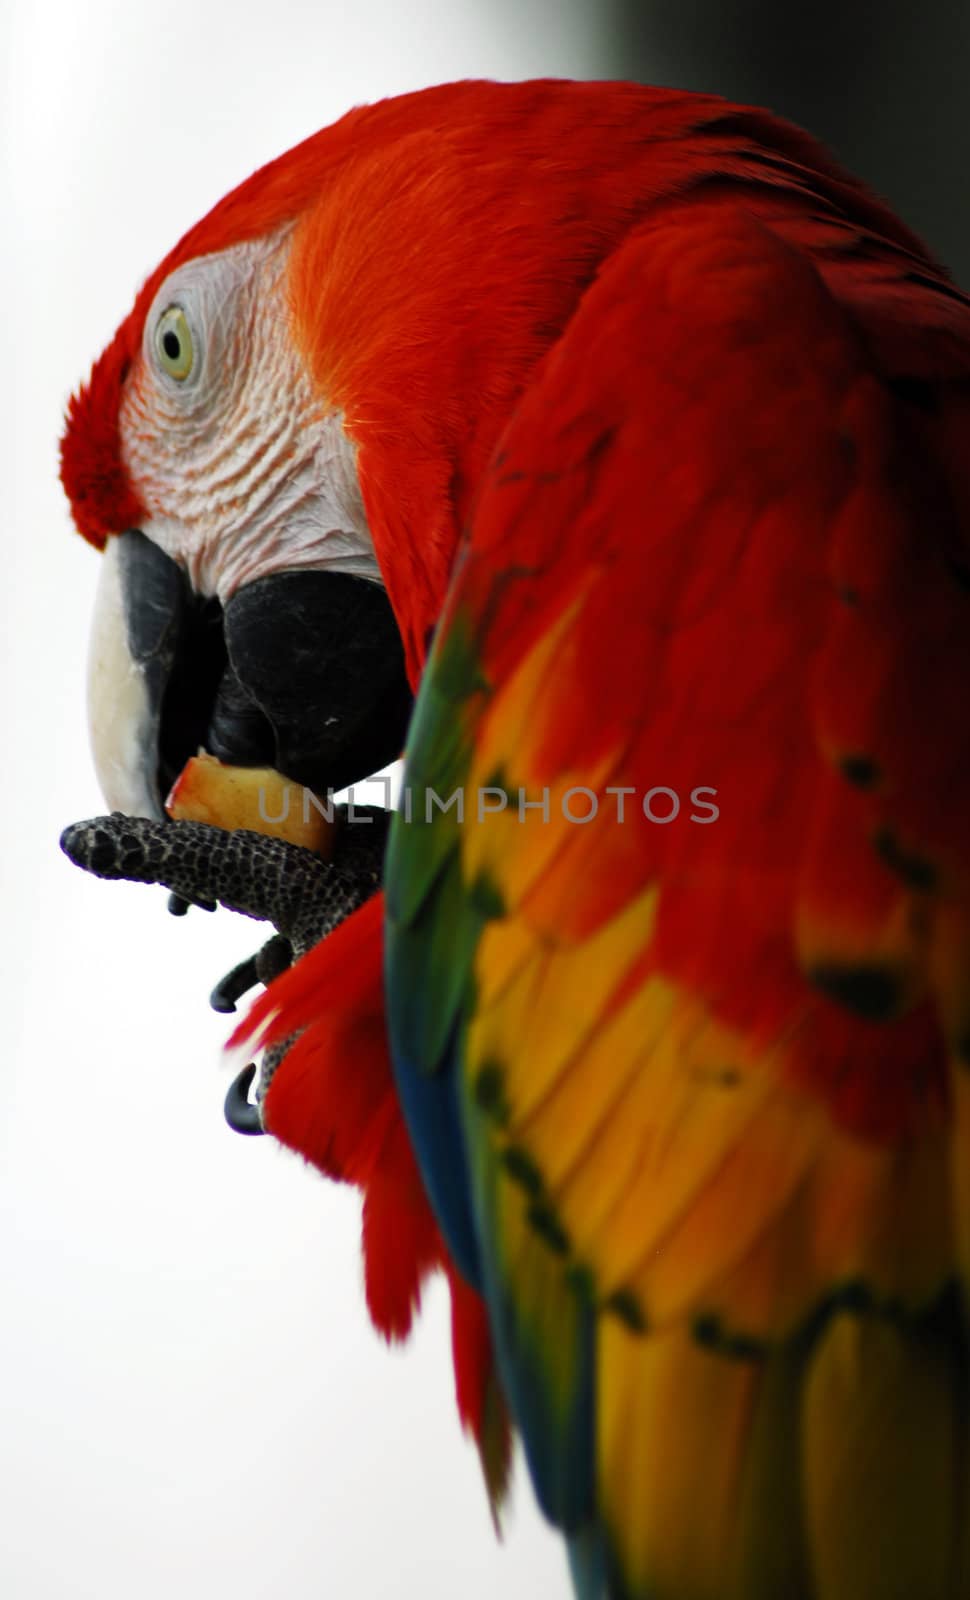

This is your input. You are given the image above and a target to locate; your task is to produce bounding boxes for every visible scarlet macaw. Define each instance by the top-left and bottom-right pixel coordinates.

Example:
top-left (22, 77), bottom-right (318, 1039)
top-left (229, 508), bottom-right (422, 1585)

top-left (59, 80), bottom-right (970, 1598)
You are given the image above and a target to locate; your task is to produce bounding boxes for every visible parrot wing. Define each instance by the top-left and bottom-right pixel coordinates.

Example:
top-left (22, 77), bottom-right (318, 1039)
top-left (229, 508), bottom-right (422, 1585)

top-left (385, 200), bottom-right (970, 1599)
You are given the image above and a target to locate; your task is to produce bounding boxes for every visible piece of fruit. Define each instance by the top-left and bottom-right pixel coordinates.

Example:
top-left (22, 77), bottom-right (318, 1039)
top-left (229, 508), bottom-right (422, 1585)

top-left (165, 753), bottom-right (337, 857)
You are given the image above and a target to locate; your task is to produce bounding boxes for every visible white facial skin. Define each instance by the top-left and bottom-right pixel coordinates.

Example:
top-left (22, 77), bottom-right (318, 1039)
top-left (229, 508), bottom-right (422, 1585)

top-left (89, 231), bottom-right (380, 816)
top-left (120, 230), bottom-right (377, 600)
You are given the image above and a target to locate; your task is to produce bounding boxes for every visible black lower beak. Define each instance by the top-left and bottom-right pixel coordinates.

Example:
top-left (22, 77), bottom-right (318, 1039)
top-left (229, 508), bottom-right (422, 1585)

top-left (101, 530), bottom-right (412, 809)
top-left (218, 569), bottom-right (412, 796)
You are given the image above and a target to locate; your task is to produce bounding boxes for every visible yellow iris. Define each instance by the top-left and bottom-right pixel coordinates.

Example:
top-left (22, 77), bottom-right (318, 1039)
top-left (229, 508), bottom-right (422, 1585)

top-left (155, 306), bottom-right (194, 380)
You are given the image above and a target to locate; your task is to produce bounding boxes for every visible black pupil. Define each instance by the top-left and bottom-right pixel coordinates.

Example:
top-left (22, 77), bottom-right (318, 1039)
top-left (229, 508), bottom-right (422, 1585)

top-left (162, 329), bottom-right (182, 361)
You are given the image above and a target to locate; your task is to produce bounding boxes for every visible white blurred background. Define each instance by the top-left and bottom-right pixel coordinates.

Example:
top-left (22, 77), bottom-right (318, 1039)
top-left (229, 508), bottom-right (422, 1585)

top-left (0, 4), bottom-right (611, 1597)
top-left (4, 2), bottom-right (968, 1596)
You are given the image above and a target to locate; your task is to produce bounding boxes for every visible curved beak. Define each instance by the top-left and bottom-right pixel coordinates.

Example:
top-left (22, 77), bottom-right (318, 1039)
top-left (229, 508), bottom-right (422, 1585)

top-left (86, 530), bottom-right (412, 816)
top-left (87, 531), bottom-right (187, 817)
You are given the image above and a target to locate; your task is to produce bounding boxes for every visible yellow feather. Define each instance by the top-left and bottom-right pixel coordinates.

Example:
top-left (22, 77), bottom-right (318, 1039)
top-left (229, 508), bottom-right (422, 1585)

top-left (702, 1129), bottom-right (952, 1340)
top-left (598, 1319), bottom-right (761, 1598)
top-left (802, 1310), bottom-right (963, 1599)
top-left (489, 1156), bottom-right (585, 1429)
top-left (469, 886), bottom-right (656, 1124)
top-left (471, 598), bottom-right (581, 788)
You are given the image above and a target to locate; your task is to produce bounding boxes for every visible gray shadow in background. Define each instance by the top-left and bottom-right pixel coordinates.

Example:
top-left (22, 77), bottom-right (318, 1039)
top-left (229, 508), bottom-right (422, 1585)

top-left (605, 0), bottom-right (970, 281)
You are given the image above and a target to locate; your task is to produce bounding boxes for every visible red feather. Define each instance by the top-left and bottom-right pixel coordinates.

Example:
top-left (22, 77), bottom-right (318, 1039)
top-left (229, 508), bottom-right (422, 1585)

top-left (234, 893), bottom-right (512, 1504)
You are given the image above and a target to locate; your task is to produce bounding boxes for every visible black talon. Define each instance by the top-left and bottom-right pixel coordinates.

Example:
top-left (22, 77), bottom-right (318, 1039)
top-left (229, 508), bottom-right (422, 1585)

top-left (169, 891), bottom-right (216, 914)
top-left (210, 955), bottom-right (259, 1014)
top-left (210, 935), bottom-right (292, 1013)
top-left (224, 1064), bottom-right (264, 1135)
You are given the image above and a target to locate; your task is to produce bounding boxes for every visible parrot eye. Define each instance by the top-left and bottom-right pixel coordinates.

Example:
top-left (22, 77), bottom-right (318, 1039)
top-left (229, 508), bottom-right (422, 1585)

top-left (154, 306), bottom-right (194, 381)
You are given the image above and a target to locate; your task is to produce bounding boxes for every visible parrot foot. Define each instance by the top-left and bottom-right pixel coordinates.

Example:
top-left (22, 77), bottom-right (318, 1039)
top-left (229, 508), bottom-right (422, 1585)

top-left (60, 805), bottom-right (389, 1133)
top-left (59, 804), bottom-right (390, 956)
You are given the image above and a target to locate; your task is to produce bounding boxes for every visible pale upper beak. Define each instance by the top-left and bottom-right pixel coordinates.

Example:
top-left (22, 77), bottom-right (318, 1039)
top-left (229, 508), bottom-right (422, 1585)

top-left (87, 531), bottom-right (186, 817)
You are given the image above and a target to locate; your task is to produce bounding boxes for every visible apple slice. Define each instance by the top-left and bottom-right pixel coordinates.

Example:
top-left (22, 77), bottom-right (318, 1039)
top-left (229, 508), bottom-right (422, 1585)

top-left (165, 752), bottom-right (337, 857)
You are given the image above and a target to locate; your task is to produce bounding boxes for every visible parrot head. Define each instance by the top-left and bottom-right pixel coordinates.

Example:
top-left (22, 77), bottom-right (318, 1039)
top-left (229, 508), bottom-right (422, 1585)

top-left (60, 185), bottom-right (409, 818)
top-left (62, 77), bottom-right (889, 822)
top-left (62, 78), bottom-right (756, 815)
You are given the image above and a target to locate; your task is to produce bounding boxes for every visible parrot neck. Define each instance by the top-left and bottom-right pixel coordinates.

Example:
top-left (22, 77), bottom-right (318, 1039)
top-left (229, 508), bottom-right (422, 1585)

top-left (281, 79), bottom-right (939, 686)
